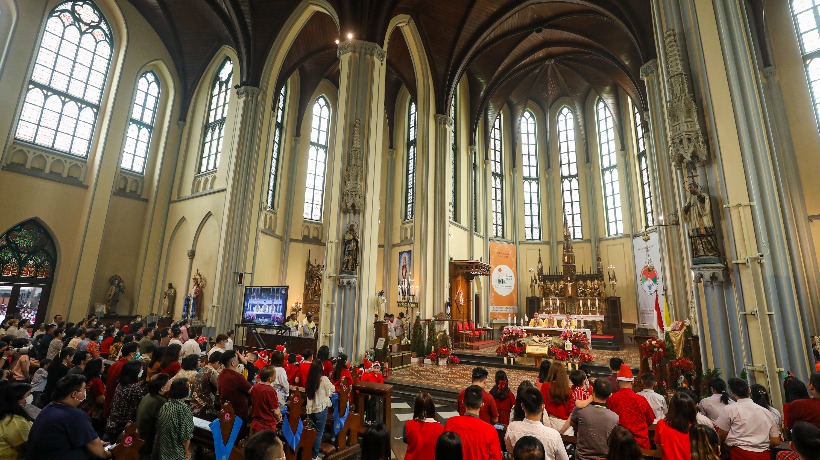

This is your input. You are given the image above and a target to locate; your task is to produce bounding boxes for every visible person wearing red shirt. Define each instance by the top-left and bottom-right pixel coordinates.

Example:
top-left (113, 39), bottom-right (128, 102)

top-left (99, 328), bottom-right (114, 357)
top-left (403, 392), bottom-right (444, 460)
top-left (330, 354), bottom-right (354, 391)
top-left (457, 367), bottom-right (499, 424)
top-left (445, 385), bottom-right (502, 460)
top-left (541, 363), bottom-right (575, 431)
top-left (104, 342), bottom-right (138, 417)
top-left (297, 349), bottom-right (314, 387)
top-left (569, 369), bottom-right (590, 403)
top-left (285, 353), bottom-right (300, 386)
top-left (489, 370), bottom-right (515, 426)
top-left (786, 373), bottom-right (820, 430)
top-left (158, 344), bottom-right (182, 378)
top-left (606, 364), bottom-right (655, 449)
top-left (360, 361), bottom-right (385, 384)
top-left (607, 357), bottom-right (623, 394)
top-left (218, 350), bottom-right (252, 437)
top-left (655, 392), bottom-right (698, 460)
top-left (317, 345), bottom-right (333, 377)
top-left (250, 366), bottom-right (281, 434)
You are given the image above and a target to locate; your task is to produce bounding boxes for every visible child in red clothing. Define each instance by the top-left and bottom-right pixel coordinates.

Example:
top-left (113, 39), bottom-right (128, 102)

top-left (360, 361), bottom-right (385, 384)
top-left (285, 353), bottom-right (300, 386)
top-left (569, 369), bottom-right (590, 403)
top-left (331, 353), bottom-right (354, 391)
top-left (489, 370), bottom-right (516, 425)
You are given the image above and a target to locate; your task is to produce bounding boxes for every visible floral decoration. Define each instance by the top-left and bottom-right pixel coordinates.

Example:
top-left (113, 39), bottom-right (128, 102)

top-left (668, 357), bottom-right (695, 373)
top-left (548, 329), bottom-right (593, 364)
top-left (496, 326), bottom-right (528, 357)
top-left (640, 337), bottom-right (668, 363)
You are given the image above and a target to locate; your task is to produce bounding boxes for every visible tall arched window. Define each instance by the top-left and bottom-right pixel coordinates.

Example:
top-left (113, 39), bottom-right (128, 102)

top-left (558, 107), bottom-right (582, 239)
top-left (791, 1), bottom-right (820, 128)
top-left (451, 95), bottom-right (458, 222)
top-left (405, 100), bottom-right (417, 221)
top-left (268, 85), bottom-right (287, 209)
top-left (634, 105), bottom-right (654, 228)
top-left (521, 111), bottom-right (540, 240)
top-left (490, 115), bottom-right (504, 238)
top-left (15, 1), bottom-right (113, 158)
top-left (120, 71), bottom-right (160, 174)
top-left (597, 99), bottom-right (622, 236)
top-left (303, 96), bottom-right (330, 221)
top-left (199, 58), bottom-right (233, 173)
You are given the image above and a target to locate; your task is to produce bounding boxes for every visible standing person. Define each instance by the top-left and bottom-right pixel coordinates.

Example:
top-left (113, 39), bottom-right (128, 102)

top-left (606, 426), bottom-right (644, 460)
top-left (45, 329), bottom-right (63, 361)
top-left (715, 377), bottom-right (781, 459)
top-left (152, 379), bottom-right (194, 460)
top-left (217, 350), bottom-right (252, 437)
top-left (513, 381), bottom-right (536, 423)
top-left (270, 351), bottom-right (290, 406)
top-left (360, 423), bottom-right (391, 460)
top-left (297, 349), bottom-right (314, 387)
top-left (66, 351), bottom-right (90, 377)
top-left (782, 375), bottom-right (810, 430)
top-left (489, 370), bottom-right (516, 426)
top-left (689, 424), bottom-right (721, 460)
top-left (786, 373), bottom-right (820, 430)
top-left (35, 324), bottom-right (56, 361)
top-left (162, 354), bottom-right (198, 394)
top-left (435, 431), bottom-right (463, 459)
top-left (138, 328), bottom-right (155, 355)
top-left (180, 334), bottom-right (201, 359)
top-left (638, 373), bottom-right (668, 423)
top-left (84, 330), bottom-right (100, 359)
top-left (225, 330), bottom-right (235, 350)
top-left (98, 328), bottom-right (114, 358)
top-left (104, 342), bottom-right (138, 417)
top-left (563, 378), bottom-right (620, 460)
top-left (8, 343), bottom-right (32, 382)
top-left (403, 392), bottom-right (444, 460)
top-left (249, 366), bottom-right (281, 434)
top-left (40, 347), bottom-right (74, 406)
top-left (541, 363), bottom-right (575, 432)
top-left (105, 361), bottom-right (145, 441)
top-left (157, 344), bottom-right (182, 378)
top-left (300, 315), bottom-right (316, 338)
top-left (27, 375), bottom-right (111, 459)
top-left (750, 384), bottom-right (782, 430)
top-left (790, 421), bottom-right (820, 460)
top-left (699, 378), bottom-right (734, 422)
top-left (655, 391), bottom-right (698, 460)
top-left (444, 385), bottom-right (502, 460)
top-left (504, 387), bottom-right (568, 460)
top-left (330, 353), bottom-right (352, 392)
top-left (79, 359), bottom-right (106, 436)
top-left (168, 328), bottom-right (183, 347)
top-left (190, 351), bottom-right (222, 418)
top-left (135, 374), bottom-right (169, 459)
top-left (178, 320), bottom-right (189, 343)
top-left (456, 367), bottom-right (499, 424)
top-left (607, 358), bottom-right (624, 394)
top-left (208, 334), bottom-right (229, 357)
top-left (317, 346), bottom-right (332, 377)
top-left (304, 360), bottom-right (334, 460)
top-left (0, 382), bottom-right (33, 460)
top-left (605, 364), bottom-right (655, 449)
top-left (29, 359), bottom-right (49, 407)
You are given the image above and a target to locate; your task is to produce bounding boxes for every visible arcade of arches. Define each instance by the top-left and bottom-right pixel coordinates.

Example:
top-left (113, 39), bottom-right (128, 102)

top-left (1, 0), bottom-right (819, 405)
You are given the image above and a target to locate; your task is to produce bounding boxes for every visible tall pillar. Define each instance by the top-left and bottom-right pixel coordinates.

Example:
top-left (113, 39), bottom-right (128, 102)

top-left (212, 86), bottom-right (264, 333)
top-left (382, 149), bottom-right (396, 306)
top-left (323, 40), bottom-right (386, 360)
top-left (278, 137), bottom-right (302, 285)
top-left (468, 145), bottom-right (477, 260)
top-left (433, 115), bottom-right (453, 312)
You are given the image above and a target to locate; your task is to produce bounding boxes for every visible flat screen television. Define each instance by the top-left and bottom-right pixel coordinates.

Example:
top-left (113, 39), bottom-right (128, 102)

top-left (242, 286), bottom-right (288, 326)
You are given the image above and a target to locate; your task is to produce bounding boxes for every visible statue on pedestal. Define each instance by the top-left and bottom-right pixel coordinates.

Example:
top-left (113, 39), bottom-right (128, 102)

top-left (190, 270), bottom-right (206, 319)
top-left (341, 223), bottom-right (360, 273)
top-left (681, 181), bottom-right (721, 264)
top-left (106, 275), bottom-right (125, 314)
top-left (161, 283), bottom-right (176, 317)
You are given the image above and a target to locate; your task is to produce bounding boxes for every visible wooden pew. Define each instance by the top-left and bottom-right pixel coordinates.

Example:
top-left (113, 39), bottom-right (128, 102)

top-left (190, 402), bottom-right (247, 459)
top-left (110, 423), bottom-right (143, 460)
top-left (319, 376), bottom-right (363, 460)
top-left (283, 389), bottom-right (318, 460)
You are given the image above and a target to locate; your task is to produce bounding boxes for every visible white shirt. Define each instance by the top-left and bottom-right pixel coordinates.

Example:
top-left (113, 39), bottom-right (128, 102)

top-left (505, 419), bottom-right (569, 460)
top-left (225, 338), bottom-right (234, 350)
top-left (273, 367), bottom-right (290, 407)
top-left (305, 376), bottom-right (334, 414)
top-left (387, 321), bottom-right (396, 339)
top-left (208, 345), bottom-right (226, 356)
top-left (715, 398), bottom-right (780, 452)
top-left (394, 318), bottom-right (404, 338)
top-left (169, 338), bottom-right (183, 347)
top-left (181, 339), bottom-right (202, 358)
top-left (699, 393), bottom-right (734, 421)
top-left (637, 389), bottom-right (668, 423)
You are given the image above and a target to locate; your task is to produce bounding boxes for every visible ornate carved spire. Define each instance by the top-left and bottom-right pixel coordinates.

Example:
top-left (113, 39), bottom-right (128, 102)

top-left (665, 30), bottom-right (708, 167)
top-left (341, 120), bottom-right (364, 213)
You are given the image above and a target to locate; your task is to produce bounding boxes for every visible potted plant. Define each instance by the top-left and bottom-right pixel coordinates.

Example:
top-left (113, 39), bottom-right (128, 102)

top-left (496, 326), bottom-right (527, 364)
top-left (426, 350), bottom-right (437, 365)
top-left (436, 347), bottom-right (451, 366)
top-left (410, 352), bottom-right (420, 365)
top-left (410, 315), bottom-right (426, 362)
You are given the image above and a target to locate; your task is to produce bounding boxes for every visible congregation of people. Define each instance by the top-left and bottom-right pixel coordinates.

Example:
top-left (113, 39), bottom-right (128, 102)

top-left (398, 356), bottom-right (820, 460)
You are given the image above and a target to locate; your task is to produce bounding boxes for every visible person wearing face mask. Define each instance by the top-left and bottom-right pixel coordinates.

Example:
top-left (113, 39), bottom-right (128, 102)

top-left (103, 342), bottom-right (138, 418)
top-left (0, 382), bottom-right (34, 460)
top-left (27, 374), bottom-right (112, 459)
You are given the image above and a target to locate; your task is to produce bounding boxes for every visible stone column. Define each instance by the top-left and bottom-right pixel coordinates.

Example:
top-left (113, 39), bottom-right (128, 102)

top-left (382, 149), bottom-right (396, 306)
top-left (323, 40), bottom-right (386, 360)
top-left (278, 137), bottom-right (301, 285)
top-left (211, 86), bottom-right (264, 333)
top-left (468, 145), bottom-right (477, 260)
top-left (433, 115), bottom-right (453, 313)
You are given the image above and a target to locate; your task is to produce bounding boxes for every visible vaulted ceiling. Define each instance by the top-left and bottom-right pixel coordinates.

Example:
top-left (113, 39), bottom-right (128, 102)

top-left (127, 0), bottom-right (655, 142)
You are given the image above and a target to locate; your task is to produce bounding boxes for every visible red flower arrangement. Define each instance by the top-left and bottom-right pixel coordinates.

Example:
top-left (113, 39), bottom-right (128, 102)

top-left (549, 330), bottom-right (593, 364)
top-left (668, 357), bottom-right (694, 373)
top-left (497, 326), bottom-right (527, 357)
top-left (429, 347), bottom-right (460, 364)
top-left (640, 337), bottom-right (668, 363)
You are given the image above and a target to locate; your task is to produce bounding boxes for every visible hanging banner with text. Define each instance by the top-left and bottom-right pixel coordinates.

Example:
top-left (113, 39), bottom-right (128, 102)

top-left (490, 242), bottom-right (518, 320)
top-left (632, 232), bottom-right (667, 335)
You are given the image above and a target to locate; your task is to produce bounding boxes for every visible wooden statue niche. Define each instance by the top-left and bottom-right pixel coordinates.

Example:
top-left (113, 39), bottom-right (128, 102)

top-left (303, 251), bottom-right (323, 317)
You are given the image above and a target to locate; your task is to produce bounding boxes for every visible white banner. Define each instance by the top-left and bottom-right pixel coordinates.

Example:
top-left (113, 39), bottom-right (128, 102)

top-left (632, 232), bottom-right (667, 335)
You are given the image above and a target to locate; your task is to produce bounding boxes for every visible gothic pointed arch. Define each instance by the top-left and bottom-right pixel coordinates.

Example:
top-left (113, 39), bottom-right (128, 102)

top-left (0, 219), bottom-right (58, 323)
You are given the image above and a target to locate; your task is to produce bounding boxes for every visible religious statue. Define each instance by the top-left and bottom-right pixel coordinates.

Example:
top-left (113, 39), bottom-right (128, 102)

top-left (161, 283), bottom-right (176, 317)
top-left (529, 270), bottom-right (537, 297)
top-left (341, 223), bottom-right (360, 273)
top-left (681, 180), bottom-right (721, 264)
top-left (106, 275), bottom-right (125, 314)
top-left (304, 253), bottom-right (324, 302)
top-left (190, 270), bottom-right (206, 319)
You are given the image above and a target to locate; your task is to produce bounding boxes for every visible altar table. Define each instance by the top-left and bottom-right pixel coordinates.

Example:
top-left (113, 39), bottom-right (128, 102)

top-left (522, 327), bottom-right (592, 342)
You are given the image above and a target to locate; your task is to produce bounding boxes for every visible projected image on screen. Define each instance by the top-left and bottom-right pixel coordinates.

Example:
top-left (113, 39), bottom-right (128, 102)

top-left (242, 286), bottom-right (288, 326)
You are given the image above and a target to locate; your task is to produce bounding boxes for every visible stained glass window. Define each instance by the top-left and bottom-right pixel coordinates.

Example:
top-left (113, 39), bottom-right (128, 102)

top-left (558, 106), bottom-right (582, 239)
top-left (490, 115), bottom-right (504, 238)
top-left (303, 96), bottom-right (330, 221)
top-left (597, 99), bottom-right (623, 236)
top-left (791, 0), bottom-right (820, 127)
top-left (405, 100), bottom-right (417, 221)
top-left (199, 58), bottom-right (233, 173)
top-left (634, 105), bottom-right (654, 228)
top-left (0, 220), bottom-right (56, 281)
top-left (15, 1), bottom-right (113, 158)
top-left (521, 111), bottom-right (540, 240)
top-left (451, 95), bottom-right (458, 222)
top-left (120, 71), bottom-right (160, 174)
top-left (268, 85), bottom-right (287, 209)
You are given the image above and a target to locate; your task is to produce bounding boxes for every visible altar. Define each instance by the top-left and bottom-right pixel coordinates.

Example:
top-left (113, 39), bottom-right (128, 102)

top-left (522, 327), bottom-right (592, 342)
